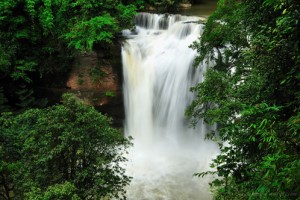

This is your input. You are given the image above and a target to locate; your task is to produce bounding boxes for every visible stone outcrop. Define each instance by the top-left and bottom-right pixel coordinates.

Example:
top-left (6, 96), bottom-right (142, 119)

top-left (66, 51), bottom-right (119, 106)
top-left (64, 47), bottom-right (124, 127)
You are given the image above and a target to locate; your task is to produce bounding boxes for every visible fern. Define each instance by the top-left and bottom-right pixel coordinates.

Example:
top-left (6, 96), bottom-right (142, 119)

top-left (15, 84), bottom-right (35, 109)
top-left (25, 0), bottom-right (37, 18)
top-left (39, 0), bottom-right (54, 33)
top-left (11, 60), bottom-right (37, 83)
top-left (15, 84), bottom-right (48, 110)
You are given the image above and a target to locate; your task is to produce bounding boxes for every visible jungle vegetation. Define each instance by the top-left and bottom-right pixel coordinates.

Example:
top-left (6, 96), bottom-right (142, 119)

top-left (0, 0), bottom-right (192, 199)
top-left (1, 94), bottom-right (131, 199)
top-left (187, 0), bottom-right (300, 199)
top-left (0, 0), bottom-right (140, 199)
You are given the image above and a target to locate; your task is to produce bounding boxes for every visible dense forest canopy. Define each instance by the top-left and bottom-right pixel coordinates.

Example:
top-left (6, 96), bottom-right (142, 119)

top-left (0, 0), bottom-right (189, 111)
top-left (0, 0), bottom-right (193, 199)
top-left (1, 94), bottom-right (131, 199)
top-left (0, 0), bottom-right (144, 111)
top-left (188, 0), bottom-right (300, 199)
top-left (0, 1), bottom-right (143, 198)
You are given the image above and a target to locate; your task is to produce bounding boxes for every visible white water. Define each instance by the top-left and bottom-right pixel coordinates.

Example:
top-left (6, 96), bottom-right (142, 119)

top-left (122, 13), bottom-right (218, 200)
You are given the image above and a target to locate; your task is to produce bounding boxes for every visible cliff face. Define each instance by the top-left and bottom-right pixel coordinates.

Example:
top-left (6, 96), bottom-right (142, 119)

top-left (67, 53), bottom-right (118, 91)
top-left (64, 45), bottom-right (125, 127)
top-left (66, 51), bottom-right (120, 106)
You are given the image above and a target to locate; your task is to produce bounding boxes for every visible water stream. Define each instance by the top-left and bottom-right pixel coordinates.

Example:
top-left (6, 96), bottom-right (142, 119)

top-left (122, 12), bottom-right (218, 200)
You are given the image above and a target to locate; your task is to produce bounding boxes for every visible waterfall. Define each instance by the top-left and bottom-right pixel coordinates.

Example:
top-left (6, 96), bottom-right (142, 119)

top-left (122, 13), bottom-right (218, 200)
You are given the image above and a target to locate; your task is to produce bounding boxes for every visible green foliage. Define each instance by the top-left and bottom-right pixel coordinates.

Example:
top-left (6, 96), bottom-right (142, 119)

top-left (0, 0), bottom-right (142, 110)
top-left (0, 44), bottom-right (12, 76)
top-left (89, 66), bottom-right (107, 83)
top-left (105, 91), bottom-right (116, 97)
top-left (15, 84), bottom-right (35, 109)
top-left (25, 182), bottom-right (81, 200)
top-left (0, 94), bottom-right (131, 199)
top-left (65, 14), bottom-right (119, 50)
top-left (0, 87), bottom-right (9, 113)
top-left (10, 60), bottom-right (37, 83)
top-left (77, 73), bottom-right (84, 85)
top-left (188, 0), bottom-right (300, 199)
top-left (64, 0), bottom-right (141, 51)
top-left (0, 112), bottom-right (21, 200)
top-left (14, 84), bottom-right (48, 111)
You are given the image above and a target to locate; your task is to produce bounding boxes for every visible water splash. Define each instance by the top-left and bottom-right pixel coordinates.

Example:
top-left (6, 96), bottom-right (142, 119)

top-left (122, 13), bottom-right (218, 200)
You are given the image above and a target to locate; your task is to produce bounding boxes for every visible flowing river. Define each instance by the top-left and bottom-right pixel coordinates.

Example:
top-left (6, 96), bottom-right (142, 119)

top-left (121, 7), bottom-right (218, 200)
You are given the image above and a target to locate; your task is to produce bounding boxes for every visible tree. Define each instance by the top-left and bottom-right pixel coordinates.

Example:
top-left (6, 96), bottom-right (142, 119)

top-left (0, 0), bottom-right (143, 111)
top-left (188, 0), bottom-right (300, 199)
top-left (0, 94), bottom-right (131, 199)
top-left (64, 0), bottom-right (144, 51)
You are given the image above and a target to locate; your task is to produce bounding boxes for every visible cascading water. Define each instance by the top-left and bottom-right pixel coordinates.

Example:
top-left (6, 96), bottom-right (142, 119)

top-left (122, 13), bottom-right (218, 200)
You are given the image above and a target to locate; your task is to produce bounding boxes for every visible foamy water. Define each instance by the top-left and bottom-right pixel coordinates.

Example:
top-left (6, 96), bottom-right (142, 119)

top-left (122, 13), bottom-right (218, 200)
